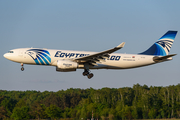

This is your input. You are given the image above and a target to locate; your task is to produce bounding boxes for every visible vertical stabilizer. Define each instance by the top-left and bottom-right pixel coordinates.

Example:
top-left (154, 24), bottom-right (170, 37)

top-left (139, 31), bottom-right (177, 56)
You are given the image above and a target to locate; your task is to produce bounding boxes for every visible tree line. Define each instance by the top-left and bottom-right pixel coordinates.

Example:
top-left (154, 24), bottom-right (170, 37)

top-left (0, 83), bottom-right (180, 120)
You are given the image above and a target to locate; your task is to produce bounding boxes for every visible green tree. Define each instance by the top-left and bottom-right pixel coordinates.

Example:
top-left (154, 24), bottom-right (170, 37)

top-left (29, 102), bottom-right (47, 120)
top-left (1, 98), bottom-right (16, 117)
top-left (0, 106), bottom-right (8, 120)
top-left (100, 108), bottom-right (109, 118)
top-left (15, 99), bottom-right (26, 108)
top-left (62, 107), bottom-right (71, 118)
top-left (148, 108), bottom-right (157, 119)
top-left (11, 106), bottom-right (30, 120)
top-left (45, 104), bottom-right (62, 119)
top-left (122, 105), bottom-right (132, 120)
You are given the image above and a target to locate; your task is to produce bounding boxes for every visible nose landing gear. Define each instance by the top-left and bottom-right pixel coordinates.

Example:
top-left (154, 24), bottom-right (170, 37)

top-left (21, 63), bottom-right (24, 71)
top-left (82, 69), bottom-right (94, 79)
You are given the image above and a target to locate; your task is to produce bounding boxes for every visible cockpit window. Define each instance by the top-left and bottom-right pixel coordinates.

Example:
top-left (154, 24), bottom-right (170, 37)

top-left (8, 51), bottom-right (14, 53)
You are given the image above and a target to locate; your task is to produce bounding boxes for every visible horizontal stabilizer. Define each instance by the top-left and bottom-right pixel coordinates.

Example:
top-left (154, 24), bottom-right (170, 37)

top-left (153, 54), bottom-right (177, 62)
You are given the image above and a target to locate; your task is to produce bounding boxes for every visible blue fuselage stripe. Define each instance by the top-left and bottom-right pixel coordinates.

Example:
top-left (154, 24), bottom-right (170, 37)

top-left (38, 54), bottom-right (50, 65)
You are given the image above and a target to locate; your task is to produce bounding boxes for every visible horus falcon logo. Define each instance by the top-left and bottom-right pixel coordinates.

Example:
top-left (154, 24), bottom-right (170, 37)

top-left (26, 49), bottom-right (51, 65)
top-left (156, 40), bottom-right (173, 52)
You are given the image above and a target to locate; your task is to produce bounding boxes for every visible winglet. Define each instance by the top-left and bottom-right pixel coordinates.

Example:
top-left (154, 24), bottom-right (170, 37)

top-left (117, 42), bottom-right (125, 48)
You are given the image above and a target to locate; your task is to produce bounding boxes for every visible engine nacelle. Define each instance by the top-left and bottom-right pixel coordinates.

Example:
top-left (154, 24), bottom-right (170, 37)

top-left (56, 60), bottom-right (78, 72)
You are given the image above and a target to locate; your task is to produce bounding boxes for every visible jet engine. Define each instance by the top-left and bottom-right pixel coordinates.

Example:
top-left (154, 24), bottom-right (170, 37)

top-left (56, 60), bottom-right (78, 72)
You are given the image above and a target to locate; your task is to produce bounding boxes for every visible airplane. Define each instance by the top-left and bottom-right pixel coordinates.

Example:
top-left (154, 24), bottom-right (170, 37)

top-left (3, 31), bottom-right (177, 79)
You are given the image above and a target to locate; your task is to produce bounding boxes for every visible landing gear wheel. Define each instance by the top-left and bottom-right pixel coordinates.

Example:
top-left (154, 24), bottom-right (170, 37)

top-left (87, 73), bottom-right (94, 79)
top-left (83, 71), bottom-right (89, 76)
top-left (21, 67), bottom-right (24, 71)
top-left (82, 69), bottom-right (89, 76)
top-left (82, 67), bottom-right (94, 79)
top-left (21, 63), bottom-right (24, 71)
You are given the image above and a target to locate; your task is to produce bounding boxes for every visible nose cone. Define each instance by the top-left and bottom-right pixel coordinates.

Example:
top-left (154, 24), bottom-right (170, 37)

top-left (3, 53), bottom-right (11, 60)
top-left (4, 51), bottom-right (19, 62)
top-left (3, 53), bottom-right (8, 59)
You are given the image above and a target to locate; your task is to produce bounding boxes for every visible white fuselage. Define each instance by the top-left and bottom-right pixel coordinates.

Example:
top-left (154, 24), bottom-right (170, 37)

top-left (4, 48), bottom-right (156, 70)
top-left (3, 31), bottom-right (176, 79)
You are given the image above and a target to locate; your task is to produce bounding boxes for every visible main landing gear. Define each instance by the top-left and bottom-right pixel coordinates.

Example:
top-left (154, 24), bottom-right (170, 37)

top-left (82, 69), bottom-right (94, 79)
top-left (21, 63), bottom-right (24, 71)
top-left (82, 63), bottom-right (94, 79)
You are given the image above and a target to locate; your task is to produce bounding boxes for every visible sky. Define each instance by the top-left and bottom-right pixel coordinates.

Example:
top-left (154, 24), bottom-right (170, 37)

top-left (0, 0), bottom-right (180, 92)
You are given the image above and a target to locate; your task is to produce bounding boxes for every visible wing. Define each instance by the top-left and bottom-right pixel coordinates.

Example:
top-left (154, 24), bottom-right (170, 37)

top-left (73, 42), bottom-right (125, 66)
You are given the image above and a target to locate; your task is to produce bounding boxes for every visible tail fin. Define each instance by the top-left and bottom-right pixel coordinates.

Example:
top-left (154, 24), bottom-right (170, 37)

top-left (139, 31), bottom-right (178, 56)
